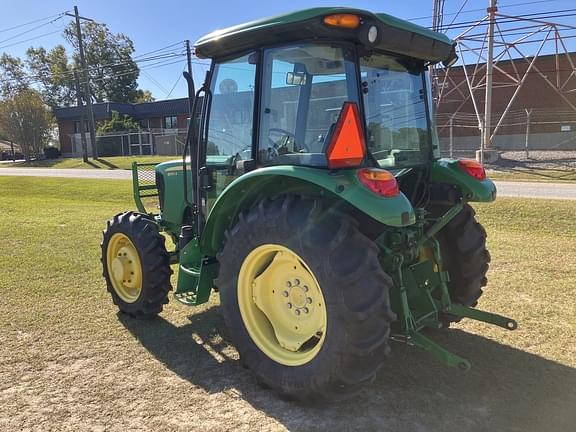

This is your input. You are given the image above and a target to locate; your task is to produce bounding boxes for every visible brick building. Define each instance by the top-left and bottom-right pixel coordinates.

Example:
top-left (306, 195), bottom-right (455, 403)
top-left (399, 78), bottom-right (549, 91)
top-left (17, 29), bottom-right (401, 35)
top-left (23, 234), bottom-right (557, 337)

top-left (54, 98), bottom-right (189, 156)
top-left (435, 52), bottom-right (576, 154)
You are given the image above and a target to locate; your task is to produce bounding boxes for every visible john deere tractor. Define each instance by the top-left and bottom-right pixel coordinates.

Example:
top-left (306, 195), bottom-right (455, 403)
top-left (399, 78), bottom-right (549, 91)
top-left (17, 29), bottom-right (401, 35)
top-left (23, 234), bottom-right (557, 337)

top-left (101, 8), bottom-right (517, 401)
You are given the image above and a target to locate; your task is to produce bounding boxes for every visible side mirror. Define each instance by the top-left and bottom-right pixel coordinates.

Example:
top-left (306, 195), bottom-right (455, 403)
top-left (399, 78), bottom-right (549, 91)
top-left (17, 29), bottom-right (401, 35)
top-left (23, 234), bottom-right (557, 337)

top-left (286, 71), bottom-right (307, 86)
top-left (199, 166), bottom-right (213, 191)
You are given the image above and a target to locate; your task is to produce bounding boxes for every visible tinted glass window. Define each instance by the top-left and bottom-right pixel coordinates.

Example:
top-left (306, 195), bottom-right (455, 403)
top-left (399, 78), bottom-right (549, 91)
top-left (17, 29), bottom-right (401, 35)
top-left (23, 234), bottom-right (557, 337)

top-left (207, 54), bottom-right (256, 159)
top-left (360, 53), bottom-right (429, 168)
top-left (258, 44), bottom-right (358, 166)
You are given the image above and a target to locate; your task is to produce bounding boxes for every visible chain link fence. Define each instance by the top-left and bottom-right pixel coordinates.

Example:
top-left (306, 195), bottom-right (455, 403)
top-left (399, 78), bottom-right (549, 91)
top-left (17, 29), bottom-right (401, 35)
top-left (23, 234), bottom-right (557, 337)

top-left (436, 109), bottom-right (576, 159)
top-left (67, 128), bottom-right (187, 158)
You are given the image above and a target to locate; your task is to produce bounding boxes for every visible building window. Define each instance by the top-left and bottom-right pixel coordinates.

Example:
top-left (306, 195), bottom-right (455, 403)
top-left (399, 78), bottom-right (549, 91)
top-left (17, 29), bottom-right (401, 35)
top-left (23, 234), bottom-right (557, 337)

top-left (164, 116), bottom-right (178, 129)
top-left (74, 120), bottom-right (89, 134)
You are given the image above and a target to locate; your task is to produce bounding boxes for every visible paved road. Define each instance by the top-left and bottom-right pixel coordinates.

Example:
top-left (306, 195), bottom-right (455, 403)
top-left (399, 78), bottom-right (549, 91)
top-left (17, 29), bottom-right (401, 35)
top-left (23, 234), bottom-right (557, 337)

top-left (0, 167), bottom-right (575, 200)
top-left (0, 167), bottom-right (131, 180)
top-left (495, 181), bottom-right (576, 200)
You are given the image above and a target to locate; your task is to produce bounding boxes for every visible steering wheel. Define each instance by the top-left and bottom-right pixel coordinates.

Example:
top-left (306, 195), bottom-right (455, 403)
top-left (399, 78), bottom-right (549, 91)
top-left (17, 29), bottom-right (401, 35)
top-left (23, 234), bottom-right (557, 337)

top-left (267, 128), bottom-right (309, 153)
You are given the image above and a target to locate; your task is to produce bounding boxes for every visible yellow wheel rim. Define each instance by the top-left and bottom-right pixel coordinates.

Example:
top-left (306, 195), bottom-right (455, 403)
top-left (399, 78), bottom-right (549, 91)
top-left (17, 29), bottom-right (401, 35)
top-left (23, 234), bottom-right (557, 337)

top-left (238, 244), bottom-right (327, 366)
top-left (106, 233), bottom-right (143, 303)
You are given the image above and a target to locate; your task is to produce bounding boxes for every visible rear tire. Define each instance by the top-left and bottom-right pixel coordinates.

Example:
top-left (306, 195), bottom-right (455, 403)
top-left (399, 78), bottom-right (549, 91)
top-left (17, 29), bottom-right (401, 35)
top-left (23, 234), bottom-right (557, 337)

top-left (101, 211), bottom-right (172, 319)
top-left (215, 195), bottom-right (395, 402)
top-left (437, 203), bottom-right (491, 309)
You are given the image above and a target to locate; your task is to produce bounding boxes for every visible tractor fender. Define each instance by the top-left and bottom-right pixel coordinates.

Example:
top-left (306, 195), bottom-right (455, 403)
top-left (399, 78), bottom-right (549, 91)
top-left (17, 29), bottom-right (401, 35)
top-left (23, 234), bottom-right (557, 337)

top-left (200, 165), bottom-right (415, 256)
top-left (430, 159), bottom-right (497, 202)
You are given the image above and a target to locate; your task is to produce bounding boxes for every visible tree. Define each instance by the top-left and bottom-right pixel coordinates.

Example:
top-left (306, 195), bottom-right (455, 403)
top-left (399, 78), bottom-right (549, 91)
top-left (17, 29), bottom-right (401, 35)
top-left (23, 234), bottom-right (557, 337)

top-left (96, 110), bottom-right (140, 134)
top-left (131, 89), bottom-right (155, 103)
top-left (3, 22), bottom-right (154, 109)
top-left (0, 54), bottom-right (28, 99)
top-left (26, 46), bottom-right (76, 108)
top-left (0, 89), bottom-right (53, 160)
top-left (64, 21), bottom-right (141, 103)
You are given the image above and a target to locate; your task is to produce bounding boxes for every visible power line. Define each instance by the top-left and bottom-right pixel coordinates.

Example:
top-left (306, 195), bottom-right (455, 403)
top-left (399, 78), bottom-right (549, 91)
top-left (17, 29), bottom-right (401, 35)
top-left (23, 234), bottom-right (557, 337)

top-left (141, 69), bottom-right (170, 95)
top-left (133, 41), bottom-right (183, 59)
top-left (165, 68), bottom-right (185, 98)
top-left (455, 33), bottom-right (576, 52)
top-left (0, 14), bottom-right (65, 45)
top-left (0, 29), bottom-right (61, 50)
top-left (410, 0), bottom-right (563, 22)
top-left (1, 51), bottom-right (187, 84)
top-left (443, 0), bottom-right (470, 32)
top-left (438, 8), bottom-right (576, 31)
top-left (0, 11), bottom-right (67, 34)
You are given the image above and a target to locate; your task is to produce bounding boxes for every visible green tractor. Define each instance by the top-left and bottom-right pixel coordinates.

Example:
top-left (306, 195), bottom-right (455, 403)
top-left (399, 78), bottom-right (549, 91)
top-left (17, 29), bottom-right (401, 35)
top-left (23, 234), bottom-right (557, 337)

top-left (101, 7), bottom-right (516, 401)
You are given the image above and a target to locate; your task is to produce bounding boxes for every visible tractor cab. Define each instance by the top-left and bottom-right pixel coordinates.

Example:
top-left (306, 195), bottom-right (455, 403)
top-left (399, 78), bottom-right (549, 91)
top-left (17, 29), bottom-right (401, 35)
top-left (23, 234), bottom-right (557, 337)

top-left (105, 8), bottom-right (516, 403)
top-left (189, 9), bottom-right (458, 212)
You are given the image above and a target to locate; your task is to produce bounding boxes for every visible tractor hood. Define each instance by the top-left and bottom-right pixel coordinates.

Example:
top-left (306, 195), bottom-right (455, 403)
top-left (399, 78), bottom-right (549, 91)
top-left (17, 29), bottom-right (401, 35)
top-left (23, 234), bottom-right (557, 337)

top-left (195, 7), bottom-right (456, 64)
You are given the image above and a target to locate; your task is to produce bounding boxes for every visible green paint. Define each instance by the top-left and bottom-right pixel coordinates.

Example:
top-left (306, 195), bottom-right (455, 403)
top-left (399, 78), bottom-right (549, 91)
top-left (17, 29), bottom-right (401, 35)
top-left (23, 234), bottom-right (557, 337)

top-left (131, 162), bottom-right (147, 214)
top-left (118, 8), bottom-right (516, 374)
top-left (195, 7), bottom-right (454, 61)
top-left (199, 165), bottom-right (416, 256)
top-left (431, 158), bottom-right (497, 202)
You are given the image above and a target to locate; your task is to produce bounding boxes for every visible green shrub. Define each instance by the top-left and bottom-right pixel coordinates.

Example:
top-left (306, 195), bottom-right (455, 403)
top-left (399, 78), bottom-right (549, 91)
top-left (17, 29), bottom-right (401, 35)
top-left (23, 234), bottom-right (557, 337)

top-left (44, 146), bottom-right (61, 159)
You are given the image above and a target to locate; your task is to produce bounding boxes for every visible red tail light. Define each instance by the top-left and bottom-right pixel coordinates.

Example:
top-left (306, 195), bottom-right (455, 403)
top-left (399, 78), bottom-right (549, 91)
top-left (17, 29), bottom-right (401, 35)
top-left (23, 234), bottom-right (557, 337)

top-left (326, 102), bottom-right (366, 169)
top-left (458, 159), bottom-right (486, 180)
top-left (357, 168), bottom-right (399, 197)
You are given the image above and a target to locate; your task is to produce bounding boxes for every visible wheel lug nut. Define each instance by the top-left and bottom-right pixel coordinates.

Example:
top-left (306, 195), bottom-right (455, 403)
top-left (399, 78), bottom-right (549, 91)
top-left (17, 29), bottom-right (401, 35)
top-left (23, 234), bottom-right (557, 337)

top-left (287, 303), bottom-right (292, 309)
top-left (282, 291), bottom-right (289, 297)
top-left (306, 297), bottom-right (312, 304)
top-left (295, 309), bottom-right (301, 316)
top-left (293, 279), bottom-right (300, 286)
top-left (303, 307), bottom-right (309, 314)
top-left (286, 281), bottom-right (292, 288)
top-left (303, 285), bottom-right (309, 292)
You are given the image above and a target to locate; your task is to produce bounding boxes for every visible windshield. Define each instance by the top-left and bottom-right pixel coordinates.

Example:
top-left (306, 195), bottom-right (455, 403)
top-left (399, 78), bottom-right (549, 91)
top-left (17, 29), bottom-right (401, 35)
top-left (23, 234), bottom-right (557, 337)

top-left (360, 52), bottom-right (430, 169)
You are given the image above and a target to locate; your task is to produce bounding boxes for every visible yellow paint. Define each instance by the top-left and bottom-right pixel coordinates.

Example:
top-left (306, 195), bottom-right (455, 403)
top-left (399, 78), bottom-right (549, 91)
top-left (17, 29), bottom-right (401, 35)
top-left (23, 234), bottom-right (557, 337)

top-left (420, 245), bottom-right (440, 272)
top-left (106, 233), bottom-right (143, 303)
top-left (237, 244), bottom-right (327, 366)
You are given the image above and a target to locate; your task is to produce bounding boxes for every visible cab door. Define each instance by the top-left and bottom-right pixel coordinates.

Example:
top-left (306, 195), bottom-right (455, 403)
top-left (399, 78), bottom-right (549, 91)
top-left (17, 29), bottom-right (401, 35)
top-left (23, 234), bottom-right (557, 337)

top-left (204, 52), bottom-right (258, 213)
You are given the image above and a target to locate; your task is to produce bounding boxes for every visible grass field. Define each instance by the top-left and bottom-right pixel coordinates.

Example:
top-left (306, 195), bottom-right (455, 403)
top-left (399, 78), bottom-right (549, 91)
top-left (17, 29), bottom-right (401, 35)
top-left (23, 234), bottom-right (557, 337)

top-left (0, 177), bottom-right (575, 431)
top-left (0, 155), bottom-right (177, 170)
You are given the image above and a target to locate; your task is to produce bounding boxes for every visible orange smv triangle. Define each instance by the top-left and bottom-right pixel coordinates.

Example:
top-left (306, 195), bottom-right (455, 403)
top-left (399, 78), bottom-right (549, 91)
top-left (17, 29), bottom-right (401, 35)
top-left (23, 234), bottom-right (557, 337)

top-left (326, 102), bottom-right (366, 169)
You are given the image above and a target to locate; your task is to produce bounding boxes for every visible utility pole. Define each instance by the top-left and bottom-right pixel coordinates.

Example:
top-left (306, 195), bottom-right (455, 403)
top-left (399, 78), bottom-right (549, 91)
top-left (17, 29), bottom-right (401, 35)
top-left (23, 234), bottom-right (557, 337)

top-left (449, 114), bottom-right (454, 158)
top-left (482, 0), bottom-right (498, 163)
top-left (10, 140), bottom-right (15, 162)
top-left (185, 39), bottom-right (195, 114)
top-left (66, 6), bottom-right (98, 159)
top-left (74, 70), bottom-right (89, 163)
top-left (525, 108), bottom-right (532, 160)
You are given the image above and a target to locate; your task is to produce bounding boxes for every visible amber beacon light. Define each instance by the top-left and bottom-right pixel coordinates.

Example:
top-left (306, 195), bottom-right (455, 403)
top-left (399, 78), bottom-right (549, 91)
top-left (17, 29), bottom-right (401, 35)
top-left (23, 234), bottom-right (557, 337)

top-left (323, 14), bottom-right (361, 29)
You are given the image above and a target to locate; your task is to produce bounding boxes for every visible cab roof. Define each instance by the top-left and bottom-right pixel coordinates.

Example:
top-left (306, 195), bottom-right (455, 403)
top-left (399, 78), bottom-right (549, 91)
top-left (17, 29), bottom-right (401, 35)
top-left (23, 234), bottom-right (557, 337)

top-left (194, 7), bottom-right (455, 63)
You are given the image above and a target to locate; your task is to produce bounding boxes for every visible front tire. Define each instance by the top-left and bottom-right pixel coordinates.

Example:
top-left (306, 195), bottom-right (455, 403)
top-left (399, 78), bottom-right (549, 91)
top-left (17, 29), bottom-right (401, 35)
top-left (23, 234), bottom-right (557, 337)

top-left (215, 195), bottom-right (395, 401)
top-left (101, 211), bottom-right (172, 319)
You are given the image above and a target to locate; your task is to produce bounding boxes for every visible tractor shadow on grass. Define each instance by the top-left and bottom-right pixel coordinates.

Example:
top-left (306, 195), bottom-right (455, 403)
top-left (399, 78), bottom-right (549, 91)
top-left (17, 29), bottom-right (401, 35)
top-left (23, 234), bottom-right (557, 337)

top-left (119, 307), bottom-right (576, 432)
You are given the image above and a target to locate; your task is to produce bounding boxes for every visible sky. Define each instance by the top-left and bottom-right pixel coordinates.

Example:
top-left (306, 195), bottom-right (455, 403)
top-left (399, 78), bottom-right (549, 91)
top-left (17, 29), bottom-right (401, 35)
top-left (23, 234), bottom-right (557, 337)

top-left (1, 0), bottom-right (575, 101)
